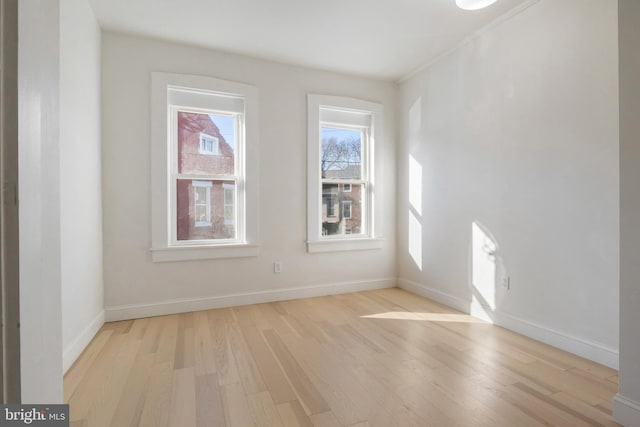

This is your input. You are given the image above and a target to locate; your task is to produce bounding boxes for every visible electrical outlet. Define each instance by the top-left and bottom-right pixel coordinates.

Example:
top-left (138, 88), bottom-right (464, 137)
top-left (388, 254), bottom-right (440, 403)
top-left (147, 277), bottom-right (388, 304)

top-left (502, 276), bottom-right (510, 290)
top-left (274, 261), bottom-right (282, 274)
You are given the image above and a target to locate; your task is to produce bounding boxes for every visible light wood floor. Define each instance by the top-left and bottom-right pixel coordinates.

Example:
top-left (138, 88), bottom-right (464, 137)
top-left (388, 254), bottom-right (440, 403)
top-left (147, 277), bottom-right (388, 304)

top-left (64, 288), bottom-right (621, 427)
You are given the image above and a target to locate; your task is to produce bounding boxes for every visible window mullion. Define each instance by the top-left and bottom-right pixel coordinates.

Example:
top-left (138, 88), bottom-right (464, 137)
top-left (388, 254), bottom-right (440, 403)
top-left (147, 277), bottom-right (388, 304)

top-left (321, 179), bottom-right (367, 185)
top-left (176, 173), bottom-right (239, 182)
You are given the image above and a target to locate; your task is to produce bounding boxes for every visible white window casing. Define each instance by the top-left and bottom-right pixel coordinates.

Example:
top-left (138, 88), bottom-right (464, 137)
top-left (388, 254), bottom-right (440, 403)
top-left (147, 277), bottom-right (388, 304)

top-left (151, 72), bottom-right (259, 262)
top-left (307, 94), bottom-right (384, 253)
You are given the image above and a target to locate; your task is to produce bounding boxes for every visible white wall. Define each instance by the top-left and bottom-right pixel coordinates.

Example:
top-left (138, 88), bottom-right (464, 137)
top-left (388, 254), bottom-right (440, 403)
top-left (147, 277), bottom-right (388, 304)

top-left (101, 33), bottom-right (397, 319)
top-left (60, 0), bottom-right (104, 373)
top-left (18, 0), bottom-right (63, 403)
top-left (615, 0), bottom-right (640, 424)
top-left (398, 0), bottom-right (619, 368)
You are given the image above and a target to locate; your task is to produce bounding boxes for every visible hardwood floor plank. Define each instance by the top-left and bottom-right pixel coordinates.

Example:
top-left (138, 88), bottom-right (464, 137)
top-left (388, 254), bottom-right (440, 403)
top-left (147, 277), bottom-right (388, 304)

top-left (400, 360), bottom-right (544, 427)
top-left (109, 352), bottom-right (155, 427)
top-left (139, 315), bottom-right (163, 354)
top-left (221, 382), bottom-right (254, 427)
top-left (128, 317), bottom-right (150, 340)
top-left (247, 391), bottom-right (284, 427)
top-left (138, 361), bottom-right (174, 427)
top-left (503, 382), bottom-right (595, 427)
top-left (84, 339), bottom-right (142, 427)
top-left (551, 391), bottom-right (621, 427)
top-left (156, 315), bottom-right (179, 365)
top-left (227, 322), bottom-right (267, 394)
top-left (263, 329), bottom-right (330, 416)
top-left (101, 319), bottom-right (134, 335)
top-left (168, 367), bottom-right (197, 427)
top-left (276, 401), bottom-right (313, 427)
top-left (193, 310), bottom-right (217, 376)
top-left (68, 334), bottom-right (129, 422)
top-left (178, 327), bottom-right (195, 369)
top-left (210, 317), bottom-right (241, 385)
top-left (64, 330), bottom-right (113, 402)
top-left (309, 411), bottom-right (341, 427)
top-left (259, 303), bottom-right (296, 336)
top-left (207, 307), bottom-right (237, 324)
top-left (195, 374), bottom-right (225, 427)
top-left (280, 340), bottom-right (370, 425)
top-left (240, 325), bottom-right (297, 404)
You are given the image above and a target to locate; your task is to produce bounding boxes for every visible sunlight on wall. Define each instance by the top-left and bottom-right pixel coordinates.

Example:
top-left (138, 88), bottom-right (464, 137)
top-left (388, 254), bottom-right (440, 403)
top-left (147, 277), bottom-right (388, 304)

top-left (471, 221), bottom-right (498, 322)
top-left (409, 210), bottom-right (422, 271)
top-left (409, 155), bottom-right (422, 216)
top-left (407, 97), bottom-right (423, 272)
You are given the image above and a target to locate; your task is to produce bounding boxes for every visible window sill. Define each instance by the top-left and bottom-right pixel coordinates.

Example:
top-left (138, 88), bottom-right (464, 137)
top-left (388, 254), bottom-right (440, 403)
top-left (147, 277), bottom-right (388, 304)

top-left (306, 238), bottom-right (384, 253)
top-left (151, 244), bottom-right (259, 262)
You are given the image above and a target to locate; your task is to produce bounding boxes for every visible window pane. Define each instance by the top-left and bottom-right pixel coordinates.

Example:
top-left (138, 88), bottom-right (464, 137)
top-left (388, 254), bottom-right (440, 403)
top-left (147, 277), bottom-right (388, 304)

top-left (177, 111), bottom-right (236, 175)
top-left (321, 183), bottom-right (364, 236)
top-left (321, 127), bottom-right (362, 179)
top-left (177, 179), bottom-right (236, 241)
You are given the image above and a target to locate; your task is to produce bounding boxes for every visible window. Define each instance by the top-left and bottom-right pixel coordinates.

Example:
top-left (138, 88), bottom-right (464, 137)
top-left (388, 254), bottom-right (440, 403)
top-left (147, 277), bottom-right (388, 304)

top-left (307, 94), bottom-right (384, 253)
top-left (193, 181), bottom-right (212, 226)
top-left (175, 111), bottom-right (237, 241)
top-left (151, 72), bottom-right (259, 262)
top-left (324, 193), bottom-right (336, 217)
top-left (320, 124), bottom-right (364, 237)
top-left (199, 133), bottom-right (219, 155)
top-left (342, 200), bottom-right (352, 219)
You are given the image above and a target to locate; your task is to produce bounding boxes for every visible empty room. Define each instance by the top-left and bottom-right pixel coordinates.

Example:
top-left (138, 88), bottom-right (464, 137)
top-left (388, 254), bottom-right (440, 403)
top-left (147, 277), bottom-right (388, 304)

top-left (3, 0), bottom-right (640, 425)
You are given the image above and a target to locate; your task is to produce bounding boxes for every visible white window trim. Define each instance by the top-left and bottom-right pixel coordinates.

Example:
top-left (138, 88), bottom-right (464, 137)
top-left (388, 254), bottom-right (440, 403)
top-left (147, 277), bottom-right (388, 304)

top-left (343, 183), bottom-right (351, 192)
top-left (193, 180), bottom-right (212, 227)
top-left (199, 132), bottom-right (219, 155)
top-left (151, 72), bottom-right (259, 262)
top-left (307, 94), bottom-right (384, 253)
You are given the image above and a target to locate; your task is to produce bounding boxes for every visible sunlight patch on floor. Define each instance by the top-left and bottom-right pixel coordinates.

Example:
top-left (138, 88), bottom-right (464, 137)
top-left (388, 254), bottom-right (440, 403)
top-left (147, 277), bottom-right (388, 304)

top-left (361, 311), bottom-right (487, 323)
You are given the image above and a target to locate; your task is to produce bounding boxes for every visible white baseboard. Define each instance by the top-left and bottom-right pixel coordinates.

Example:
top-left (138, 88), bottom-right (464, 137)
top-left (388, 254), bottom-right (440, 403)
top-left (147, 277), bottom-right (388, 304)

top-left (614, 394), bottom-right (640, 427)
top-left (398, 278), bottom-right (470, 313)
top-left (496, 309), bottom-right (618, 370)
top-left (398, 278), bottom-right (619, 370)
top-left (63, 310), bottom-right (105, 374)
top-left (105, 278), bottom-right (396, 322)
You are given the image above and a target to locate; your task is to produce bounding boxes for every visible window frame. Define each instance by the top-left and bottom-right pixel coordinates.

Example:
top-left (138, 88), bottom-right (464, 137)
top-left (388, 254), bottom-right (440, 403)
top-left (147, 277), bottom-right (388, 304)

top-left (307, 94), bottom-right (384, 253)
top-left (343, 183), bottom-right (352, 192)
top-left (151, 72), bottom-right (259, 262)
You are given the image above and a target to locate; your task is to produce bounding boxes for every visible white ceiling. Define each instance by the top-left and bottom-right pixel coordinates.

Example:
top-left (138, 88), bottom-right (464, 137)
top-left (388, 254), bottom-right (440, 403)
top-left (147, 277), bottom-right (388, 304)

top-left (89, 0), bottom-right (532, 81)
